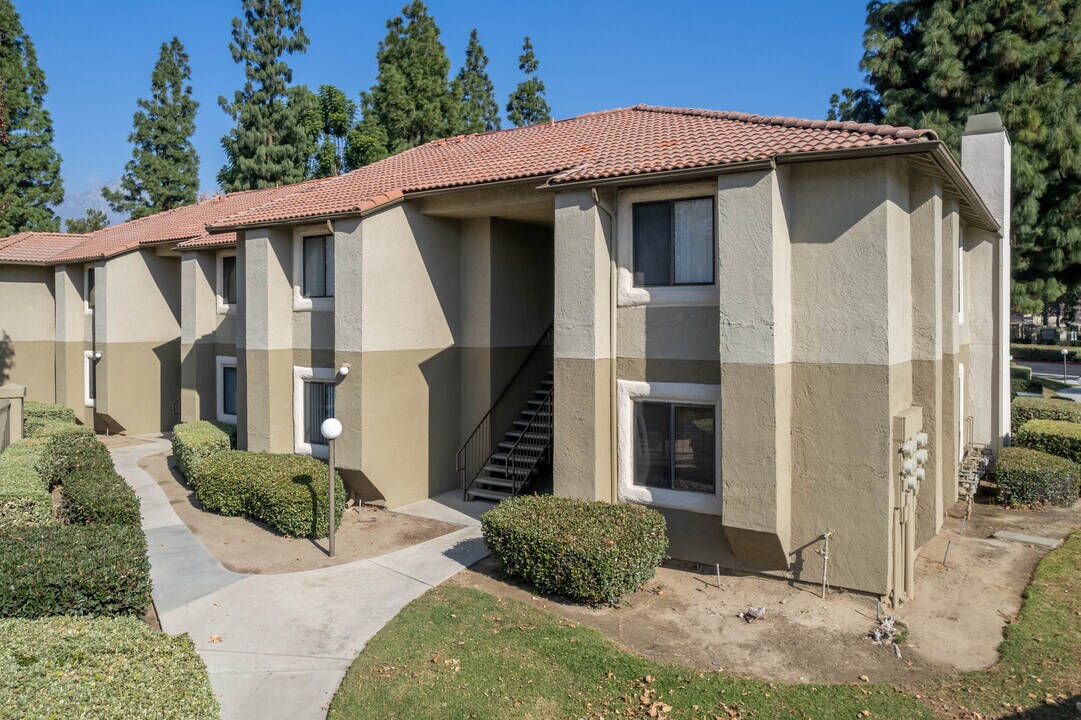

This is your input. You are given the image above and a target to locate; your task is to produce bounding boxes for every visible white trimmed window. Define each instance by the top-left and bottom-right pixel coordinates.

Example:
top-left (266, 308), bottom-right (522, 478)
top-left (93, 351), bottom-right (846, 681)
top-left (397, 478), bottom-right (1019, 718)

top-left (617, 380), bottom-right (721, 515)
top-left (292, 225), bottom-right (335, 311)
top-left (216, 356), bottom-right (238, 424)
top-left (83, 266), bottom-right (96, 314)
top-left (83, 350), bottom-right (97, 408)
top-left (293, 366), bottom-right (336, 459)
top-left (216, 252), bottom-right (237, 314)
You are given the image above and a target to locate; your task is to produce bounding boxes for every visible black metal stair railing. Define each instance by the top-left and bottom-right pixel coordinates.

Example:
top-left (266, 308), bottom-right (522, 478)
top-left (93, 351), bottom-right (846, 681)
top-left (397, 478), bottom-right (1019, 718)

top-left (505, 387), bottom-right (553, 497)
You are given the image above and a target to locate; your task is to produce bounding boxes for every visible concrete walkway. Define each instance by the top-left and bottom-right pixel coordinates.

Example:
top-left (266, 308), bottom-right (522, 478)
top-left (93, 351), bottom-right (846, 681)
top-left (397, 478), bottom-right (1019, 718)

top-left (112, 437), bottom-right (488, 720)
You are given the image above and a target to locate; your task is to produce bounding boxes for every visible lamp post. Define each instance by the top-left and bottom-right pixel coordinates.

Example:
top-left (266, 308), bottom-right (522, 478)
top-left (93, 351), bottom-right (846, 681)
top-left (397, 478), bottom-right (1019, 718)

top-left (320, 417), bottom-right (343, 557)
top-left (1063, 348), bottom-right (1070, 384)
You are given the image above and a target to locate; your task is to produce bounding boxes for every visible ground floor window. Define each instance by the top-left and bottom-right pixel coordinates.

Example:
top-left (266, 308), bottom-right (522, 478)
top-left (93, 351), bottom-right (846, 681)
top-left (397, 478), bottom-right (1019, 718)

top-left (617, 380), bottom-right (721, 515)
top-left (216, 356), bottom-right (238, 424)
top-left (83, 350), bottom-right (97, 408)
top-left (293, 366), bottom-right (337, 459)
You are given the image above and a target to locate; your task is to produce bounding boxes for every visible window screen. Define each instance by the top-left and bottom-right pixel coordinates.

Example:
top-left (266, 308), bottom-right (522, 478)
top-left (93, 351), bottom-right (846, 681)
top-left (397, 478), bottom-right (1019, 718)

top-left (632, 197), bottom-right (714, 287)
top-left (304, 381), bottom-right (335, 445)
top-left (634, 401), bottom-right (715, 493)
top-left (302, 235), bottom-right (334, 298)
top-left (222, 365), bottom-right (237, 416)
top-left (222, 256), bottom-right (237, 304)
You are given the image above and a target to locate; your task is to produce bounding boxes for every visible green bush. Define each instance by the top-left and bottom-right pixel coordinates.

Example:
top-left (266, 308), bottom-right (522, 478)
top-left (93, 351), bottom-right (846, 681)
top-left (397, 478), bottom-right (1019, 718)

top-left (1011, 363), bottom-right (1033, 381)
top-left (0, 524), bottom-right (151, 618)
top-left (21, 401), bottom-right (77, 437)
top-left (1011, 378), bottom-right (1043, 399)
top-left (0, 440), bottom-right (52, 528)
top-left (1015, 419), bottom-right (1081, 464)
top-left (34, 424), bottom-right (112, 488)
top-left (0, 616), bottom-right (219, 720)
top-left (481, 495), bottom-right (668, 605)
top-left (172, 420), bottom-right (233, 486)
top-left (1012, 397), bottom-right (1081, 434)
top-left (61, 466), bottom-right (141, 526)
top-left (1010, 344), bottom-right (1081, 362)
top-left (995, 446), bottom-right (1080, 507)
top-left (195, 451), bottom-right (345, 538)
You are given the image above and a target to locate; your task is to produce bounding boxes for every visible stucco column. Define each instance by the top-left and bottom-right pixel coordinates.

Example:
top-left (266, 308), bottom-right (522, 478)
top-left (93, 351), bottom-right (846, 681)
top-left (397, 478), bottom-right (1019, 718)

top-left (961, 113), bottom-right (1011, 451)
top-left (239, 227), bottom-right (294, 452)
top-left (553, 189), bottom-right (613, 501)
top-left (53, 265), bottom-right (85, 419)
top-left (716, 168), bottom-right (792, 567)
top-left (180, 251), bottom-right (217, 422)
top-left (332, 218), bottom-right (362, 473)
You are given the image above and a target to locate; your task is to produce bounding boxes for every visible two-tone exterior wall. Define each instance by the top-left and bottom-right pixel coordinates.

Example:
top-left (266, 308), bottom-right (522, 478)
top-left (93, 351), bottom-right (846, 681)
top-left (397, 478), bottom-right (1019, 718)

top-left (0, 264), bottom-right (56, 402)
top-left (552, 154), bottom-right (986, 598)
top-left (180, 247), bottom-right (238, 424)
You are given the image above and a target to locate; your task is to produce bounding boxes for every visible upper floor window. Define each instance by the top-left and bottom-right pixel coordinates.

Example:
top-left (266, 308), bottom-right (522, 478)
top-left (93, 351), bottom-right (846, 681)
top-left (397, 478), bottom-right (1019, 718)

top-left (632, 197), bottom-right (714, 287)
top-left (302, 235), bottom-right (334, 299)
top-left (84, 267), bottom-right (96, 312)
top-left (221, 255), bottom-right (237, 305)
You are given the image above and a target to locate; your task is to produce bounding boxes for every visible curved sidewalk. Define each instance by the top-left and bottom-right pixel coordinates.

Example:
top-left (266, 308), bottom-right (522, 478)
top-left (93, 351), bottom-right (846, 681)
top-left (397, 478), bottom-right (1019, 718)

top-left (112, 437), bottom-right (488, 720)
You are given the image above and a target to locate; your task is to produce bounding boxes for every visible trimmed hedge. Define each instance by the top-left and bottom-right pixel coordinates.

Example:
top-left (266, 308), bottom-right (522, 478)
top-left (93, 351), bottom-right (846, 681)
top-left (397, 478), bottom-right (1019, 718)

top-left (996, 447), bottom-right (1080, 508)
top-left (481, 495), bottom-right (668, 605)
top-left (196, 451), bottom-right (345, 538)
top-left (1011, 363), bottom-right (1033, 381)
top-left (1015, 419), bottom-right (1081, 464)
top-left (172, 420), bottom-right (233, 486)
top-left (1011, 396), bottom-right (1081, 434)
top-left (34, 424), bottom-right (112, 487)
top-left (21, 401), bottom-right (77, 438)
top-left (0, 440), bottom-right (52, 528)
top-left (1010, 343), bottom-right (1081, 362)
top-left (0, 524), bottom-right (151, 618)
top-left (0, 616), bottom-right (219, 720)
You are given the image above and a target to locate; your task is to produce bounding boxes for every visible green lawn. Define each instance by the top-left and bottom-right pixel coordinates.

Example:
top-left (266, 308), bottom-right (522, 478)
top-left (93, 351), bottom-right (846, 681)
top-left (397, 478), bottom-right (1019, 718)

top-left (330, 533), bottom-right (1081, 720)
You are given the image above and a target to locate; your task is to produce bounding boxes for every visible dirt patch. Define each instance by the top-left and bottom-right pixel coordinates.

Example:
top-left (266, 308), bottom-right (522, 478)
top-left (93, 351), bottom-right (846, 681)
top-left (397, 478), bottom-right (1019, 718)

top-left (96, 433), bottom-right (151, 448)
top-left (139, 450), bottom-right (462, 574)
top-left (452, 498), bottom-right (1081, 685)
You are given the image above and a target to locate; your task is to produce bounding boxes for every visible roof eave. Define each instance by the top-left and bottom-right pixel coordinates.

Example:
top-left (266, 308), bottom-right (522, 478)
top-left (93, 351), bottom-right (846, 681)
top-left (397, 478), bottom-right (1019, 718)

top-left (536, 160), bottom-right (776, 192)
top-left (206, 194), bottom-right (407, 234)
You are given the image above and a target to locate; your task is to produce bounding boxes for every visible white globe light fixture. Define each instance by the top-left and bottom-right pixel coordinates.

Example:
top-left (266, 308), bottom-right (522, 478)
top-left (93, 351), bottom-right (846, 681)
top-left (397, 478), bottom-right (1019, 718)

top-left (320, 417), bottom-right (343, 557)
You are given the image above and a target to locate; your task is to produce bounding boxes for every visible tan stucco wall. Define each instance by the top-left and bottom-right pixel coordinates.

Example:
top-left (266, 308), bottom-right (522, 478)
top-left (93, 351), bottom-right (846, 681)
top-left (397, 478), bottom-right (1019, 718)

top-left (0, 265), bottom-right (56, 401)
top-left (180, 250), bottom-right (238, 423)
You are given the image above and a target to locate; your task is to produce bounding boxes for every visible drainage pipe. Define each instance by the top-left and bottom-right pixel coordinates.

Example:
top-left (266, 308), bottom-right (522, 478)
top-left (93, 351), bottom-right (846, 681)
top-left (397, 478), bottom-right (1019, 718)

top-left (903, 489), bottom-right (916, 601)
top-left (819, 531), bottom-right (833, 599)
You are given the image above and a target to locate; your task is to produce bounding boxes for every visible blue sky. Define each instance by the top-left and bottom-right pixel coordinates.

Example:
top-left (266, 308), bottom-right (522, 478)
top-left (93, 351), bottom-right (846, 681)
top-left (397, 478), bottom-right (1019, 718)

top-left (20, 1), bottom-right (870, 197)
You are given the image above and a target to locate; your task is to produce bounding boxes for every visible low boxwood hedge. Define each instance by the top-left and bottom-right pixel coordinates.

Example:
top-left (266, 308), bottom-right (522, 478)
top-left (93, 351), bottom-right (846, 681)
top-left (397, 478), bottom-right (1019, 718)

top-left (0, 440), bottom-right (52, 528)
top-left (195, 451), bottom-right (345, 538)
top-left (34, 424), bottom-right (112, 487)
top-left (0, 616), bottom-right (219, 720)
top-left (1015, 419), bottom-right (1081, 464)
top-left (21, 401), bottom-right (77, 438)
top-left (1010, 343), bottom-right (1081, 362)
top-left (481, 495), bottom-right (668, 605)
top-left (1012, 397), bottom-right (1081, 434)
top-left (1011, 363), bottom-right (1033, 381)
top-left (996, 446), bottom-right (1080, 507)
top-left (0, 523), bottom-right (151, 618)
top-left (172, 420), bottom-right (233, 487)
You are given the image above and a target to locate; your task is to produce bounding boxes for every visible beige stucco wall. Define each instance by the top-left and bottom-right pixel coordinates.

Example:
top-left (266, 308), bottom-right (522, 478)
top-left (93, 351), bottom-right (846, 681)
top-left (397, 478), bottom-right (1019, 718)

top-left (180, 249), bottom-right (237, 423)
top-left (0, 264), bottom-right (56, 402)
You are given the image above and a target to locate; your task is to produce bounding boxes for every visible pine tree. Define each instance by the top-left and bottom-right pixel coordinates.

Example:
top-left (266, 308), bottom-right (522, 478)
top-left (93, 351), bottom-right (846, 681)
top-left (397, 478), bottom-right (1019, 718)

top-left (301, 84), bottom-right (356, 178)
top-left (0, 0), bottom-right (63, 234)
top-left (64, 208), bottom-right (108, 234)
top-left (506, 37), bottom-right (550, 128)
top-left (452, 29), bottom-right (500, 134)
top-left (217, 0), bottom-right (310, 191)
top-left (830, 0), bottom-right (1081, 312)
top-left (356, 0), bottom-right (460, 162)
top-left (102, 38), bottom-right (199, 220)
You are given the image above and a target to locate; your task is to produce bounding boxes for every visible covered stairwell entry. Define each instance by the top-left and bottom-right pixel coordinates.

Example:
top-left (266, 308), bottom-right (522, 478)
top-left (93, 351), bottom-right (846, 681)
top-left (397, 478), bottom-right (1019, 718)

top-left (459, 326), bottom-right (553, 502)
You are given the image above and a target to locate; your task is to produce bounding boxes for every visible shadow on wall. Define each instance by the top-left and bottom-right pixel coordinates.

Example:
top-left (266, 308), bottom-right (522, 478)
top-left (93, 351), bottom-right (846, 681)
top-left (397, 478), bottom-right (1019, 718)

top-left (0, 332), bottom-right (11, 385)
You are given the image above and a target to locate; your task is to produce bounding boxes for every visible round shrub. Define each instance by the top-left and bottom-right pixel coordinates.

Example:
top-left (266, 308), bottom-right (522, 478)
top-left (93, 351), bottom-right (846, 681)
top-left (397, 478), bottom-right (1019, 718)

top-left (1015, 419), bottom-right (1081, 464)
top-left (171, 420), bottom-right (233, 487)
top-left (1011, 397), bottom-right (1081, 434)
top-left (481, 495), bottom-right (668, 605)
top-left (0, 616), bottom-right (218, 720)
top-left (996, 447), bottom-right (1080, 508)
top-left (195, 451), bottom-right (345, 538)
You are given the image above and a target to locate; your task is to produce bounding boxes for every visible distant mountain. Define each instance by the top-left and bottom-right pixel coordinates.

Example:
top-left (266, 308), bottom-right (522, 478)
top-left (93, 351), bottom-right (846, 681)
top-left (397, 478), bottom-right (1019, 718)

top-left (53, 181), bottom-right (128, 231)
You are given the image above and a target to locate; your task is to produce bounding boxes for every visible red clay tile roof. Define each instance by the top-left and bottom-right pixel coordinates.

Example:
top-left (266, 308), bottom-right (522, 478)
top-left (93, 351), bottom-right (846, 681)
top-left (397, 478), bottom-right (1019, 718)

top-left (174, 232), bottom-right (239, 250)
top-left (46, 184), bottom-right (301, 264)
top-left (0, 232), bottom-right (89, 264)
top-left (209, 105), bottom-right (938, 230)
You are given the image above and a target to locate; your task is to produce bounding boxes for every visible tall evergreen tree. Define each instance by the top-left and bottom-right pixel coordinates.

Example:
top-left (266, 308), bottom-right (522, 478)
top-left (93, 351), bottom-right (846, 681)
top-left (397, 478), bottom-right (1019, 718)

top-left (829, 0), bottom-right (1081, 312)
top-left (301, 84), bottom-right (356, 178)
top-left (354, 0), bottom-right (460, 163)
top-left (453, 29), bottom-right (500, 134)
top-left (217, 0), bottom-right (310, 191)
top-left (0, 0), bottom-right (62, 234)
top-left (64, 208), bottom-right (108, 234)
top-left (506, 37), bottom-right (550, 128)
top-left (102, 38), bottom-right (199, 220)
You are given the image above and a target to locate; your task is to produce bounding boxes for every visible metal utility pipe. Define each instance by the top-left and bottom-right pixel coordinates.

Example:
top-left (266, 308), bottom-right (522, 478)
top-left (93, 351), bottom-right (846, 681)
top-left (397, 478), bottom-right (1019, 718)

top-left (903, 491), bottom-right (915, 600)
top-left (818, 531), bottom-right (833, 599)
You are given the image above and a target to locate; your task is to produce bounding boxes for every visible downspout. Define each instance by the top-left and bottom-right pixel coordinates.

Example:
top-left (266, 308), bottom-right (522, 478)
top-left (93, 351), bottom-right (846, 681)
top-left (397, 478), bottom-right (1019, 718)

top-left (592, 188), bottom-right (618, 504)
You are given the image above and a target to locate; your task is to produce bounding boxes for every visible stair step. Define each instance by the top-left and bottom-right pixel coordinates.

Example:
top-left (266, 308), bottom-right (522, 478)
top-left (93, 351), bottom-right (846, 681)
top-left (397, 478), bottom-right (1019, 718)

top-left (533, 389), bottom-right (553, 397)
top-left (466, 488), bottom-right (512, 502)
top-left (513, 419), bottom-right (551, 429)
top-left (526, 398), bottom-right (551, 406)
top-left (541, 379), bottom-right (553, 386)
top-left (483, 463), bottom-right (533, 477)
top-left (474, 475), bottom-right (524, 489)
top-left (505, 430), bottom-right (549, 440)
top-left (521, 408), bottom-right (552, 417)
top-left (498, 441), bottom-right (547, 452)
